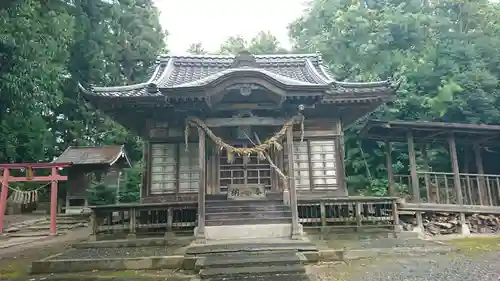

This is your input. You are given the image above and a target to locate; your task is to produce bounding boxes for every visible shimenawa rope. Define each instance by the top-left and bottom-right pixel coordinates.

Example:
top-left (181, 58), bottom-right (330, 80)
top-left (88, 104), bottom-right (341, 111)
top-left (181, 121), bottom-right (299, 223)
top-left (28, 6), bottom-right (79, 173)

top-left (184, 115), bottom-right (305, 163)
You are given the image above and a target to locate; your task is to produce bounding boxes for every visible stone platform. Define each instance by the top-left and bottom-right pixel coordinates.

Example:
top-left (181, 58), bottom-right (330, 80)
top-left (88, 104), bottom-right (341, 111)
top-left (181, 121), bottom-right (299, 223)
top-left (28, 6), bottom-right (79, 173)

top-left (202, 197), bottom-right (297, 240)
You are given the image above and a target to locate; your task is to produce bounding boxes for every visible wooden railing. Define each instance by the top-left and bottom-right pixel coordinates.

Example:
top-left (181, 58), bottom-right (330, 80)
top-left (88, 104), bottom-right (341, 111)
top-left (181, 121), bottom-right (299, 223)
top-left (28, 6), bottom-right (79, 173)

top-left (89, 202), bottom-right (197, 240)
top-left (88, 197), bottom-right (401, 239)
top-left (395, 172), bottom-right (500, 206)
top-left (297, 197), bottom-right (399, 233)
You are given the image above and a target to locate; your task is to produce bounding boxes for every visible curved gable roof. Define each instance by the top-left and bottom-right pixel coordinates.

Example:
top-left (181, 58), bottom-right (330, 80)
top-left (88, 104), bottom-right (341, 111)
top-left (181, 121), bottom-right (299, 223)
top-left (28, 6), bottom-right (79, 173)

top-left (78, 51), bottom-right (400, 100)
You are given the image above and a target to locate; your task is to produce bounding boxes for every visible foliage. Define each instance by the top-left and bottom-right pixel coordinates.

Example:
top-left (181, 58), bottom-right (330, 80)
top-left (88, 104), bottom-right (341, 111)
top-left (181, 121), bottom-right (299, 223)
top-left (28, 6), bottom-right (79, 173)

top-left (187, 42), bottom-right (207, 55)
top-left (4, 0), bottom-right (500, 200)
top-left (290, 0), bottom-right (500, 193)
top-left (188, 31), bottom-right (288, 55)
top-left (0, 0), bottom-right (165, 199)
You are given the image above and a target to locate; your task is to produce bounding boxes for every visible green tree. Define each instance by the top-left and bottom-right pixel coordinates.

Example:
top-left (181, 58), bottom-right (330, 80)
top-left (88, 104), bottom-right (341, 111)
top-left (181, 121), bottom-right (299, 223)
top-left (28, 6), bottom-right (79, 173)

top-left (187, 42), bottom-right (208, 55)
top-left (290, 0), bottom-right (500, 194)
top-left (0, 0), bottom-right (165, 201)
top-left (219, 31), bottom-right (288, 55)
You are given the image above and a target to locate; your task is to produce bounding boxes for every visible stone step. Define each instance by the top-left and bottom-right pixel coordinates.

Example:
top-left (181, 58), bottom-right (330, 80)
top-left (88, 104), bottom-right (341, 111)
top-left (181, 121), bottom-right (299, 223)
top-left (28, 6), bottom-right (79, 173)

top-left (208, 273), bottom-right (310, 281)
top-left (205, 199), bottom-right (283, 207)
top-left (206, 210), bottom-right (292, 221)
top-left (199, 251), bottom-right (302, 269)
top-left (31, 220), bottom-right (88, 226)
top-left (186, 241), bottom-right (317, 255)
top-left (206, 205), bottom-right (290, 213)
top-left (206, 217), bottom-right (291, 226)
top-left (25, 222), bottom-right (87, 231)
top-left (199, 264), bottom-right (305, 279)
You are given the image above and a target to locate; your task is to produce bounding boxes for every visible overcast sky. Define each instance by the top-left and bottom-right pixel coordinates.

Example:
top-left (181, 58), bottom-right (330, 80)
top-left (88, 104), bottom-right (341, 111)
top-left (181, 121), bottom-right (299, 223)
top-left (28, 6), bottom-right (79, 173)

top-left (153, 0), bottom-right (307, 54)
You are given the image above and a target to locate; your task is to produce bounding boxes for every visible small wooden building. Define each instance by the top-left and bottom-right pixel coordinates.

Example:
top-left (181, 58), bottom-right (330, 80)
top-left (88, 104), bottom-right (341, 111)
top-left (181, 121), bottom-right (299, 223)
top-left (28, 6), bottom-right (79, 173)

top-left (53, 146), bottom-right (131, 214)
top-left (78, 51), bottom-right (398, 240)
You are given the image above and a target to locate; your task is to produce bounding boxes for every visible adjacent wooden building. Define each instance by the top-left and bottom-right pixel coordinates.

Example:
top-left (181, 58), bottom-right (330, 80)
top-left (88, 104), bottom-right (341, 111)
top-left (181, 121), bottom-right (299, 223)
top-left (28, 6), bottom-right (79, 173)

top-left (79, 51), bottom-right (398, 239)
top-left (53, 146), bottom-right (131, 214)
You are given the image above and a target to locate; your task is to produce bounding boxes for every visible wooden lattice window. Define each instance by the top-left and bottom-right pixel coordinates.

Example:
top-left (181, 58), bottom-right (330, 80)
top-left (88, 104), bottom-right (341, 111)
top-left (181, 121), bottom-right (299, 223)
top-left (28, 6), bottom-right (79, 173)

top-left (179, 143), bottom-right (199, 193)
top-left (293, 142), bottom-right (310, 191)
top-left (150, 143), bottom-right (199, 194)
top-left (150, 143), bottom-right (177, 194)
top-left (309, 140), bottom-right (337, 189)
top-left (287, 139), bottom-right (338, 191)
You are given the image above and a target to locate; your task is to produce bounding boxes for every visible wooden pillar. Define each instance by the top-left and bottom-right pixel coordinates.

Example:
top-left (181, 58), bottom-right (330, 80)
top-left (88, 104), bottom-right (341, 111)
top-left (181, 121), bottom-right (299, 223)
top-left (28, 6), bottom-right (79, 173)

top-left (407, 131), bottom-right (423, 231)
top-left (141, 141), bottom-right (150, 199)
top-left (196, 127), bottom-right (206, 241)
top-left (128, 207), bottom-right (136, 238)
top-left (449, 133), bottom-right (469, 234)
top-left (422, 144), bottom-right (432, 203)
top-left (385, 140), bottom-right (394, 196)
top-left (0, 168), bottom-right (9, 234)
top-left (474, 143), bottom-right (487, 205)
top-left (50, 167), bottom-right (59, 235)
top-left (336, 121), bottom-right (346, 194)
top-left (286, 127), bottom-right (301, 239)
top-left (448, 134), bottom-right (464, 204)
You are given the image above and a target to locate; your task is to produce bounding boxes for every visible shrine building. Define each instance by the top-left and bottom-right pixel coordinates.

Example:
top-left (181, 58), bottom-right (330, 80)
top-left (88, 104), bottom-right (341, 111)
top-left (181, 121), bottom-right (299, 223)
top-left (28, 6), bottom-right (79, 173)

top-left (78, 51), bottom-right (399, 240)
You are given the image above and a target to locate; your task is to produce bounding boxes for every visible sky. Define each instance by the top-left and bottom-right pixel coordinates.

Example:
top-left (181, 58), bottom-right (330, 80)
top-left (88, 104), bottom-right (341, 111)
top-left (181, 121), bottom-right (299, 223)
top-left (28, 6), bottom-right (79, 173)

top-left (153, 0), bottom-right (307, 54)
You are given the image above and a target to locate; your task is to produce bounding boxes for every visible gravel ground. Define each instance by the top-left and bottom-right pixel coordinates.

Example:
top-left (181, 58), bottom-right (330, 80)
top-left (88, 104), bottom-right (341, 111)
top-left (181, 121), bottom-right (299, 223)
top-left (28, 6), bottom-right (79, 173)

top-left (310, 234), bottom-right (442, 250)
top-left (308, 251), bottom-right (500, 281)
top-left (51, 246), bottom-right (186, 260)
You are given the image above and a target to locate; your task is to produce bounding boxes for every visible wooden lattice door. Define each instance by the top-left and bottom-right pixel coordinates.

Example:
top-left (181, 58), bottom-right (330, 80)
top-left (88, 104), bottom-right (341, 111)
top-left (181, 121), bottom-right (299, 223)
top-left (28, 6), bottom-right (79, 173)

top-left (219, 143), bottom-right (271, 193)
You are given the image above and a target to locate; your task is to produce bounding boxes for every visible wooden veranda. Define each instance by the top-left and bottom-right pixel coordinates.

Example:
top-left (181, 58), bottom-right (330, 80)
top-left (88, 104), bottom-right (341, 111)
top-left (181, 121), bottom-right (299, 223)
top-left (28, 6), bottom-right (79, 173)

top-left (360, 120), bottom-right (500, 232)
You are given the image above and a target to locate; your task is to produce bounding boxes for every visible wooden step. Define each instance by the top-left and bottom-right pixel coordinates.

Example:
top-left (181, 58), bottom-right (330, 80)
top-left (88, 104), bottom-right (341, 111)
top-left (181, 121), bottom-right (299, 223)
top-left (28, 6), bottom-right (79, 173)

top-left (206, 205), bottom-right (290, 213)
top-left (206, 210), bottom-right (291, 221)
top-left (206, 217), bottom-right (292, 226)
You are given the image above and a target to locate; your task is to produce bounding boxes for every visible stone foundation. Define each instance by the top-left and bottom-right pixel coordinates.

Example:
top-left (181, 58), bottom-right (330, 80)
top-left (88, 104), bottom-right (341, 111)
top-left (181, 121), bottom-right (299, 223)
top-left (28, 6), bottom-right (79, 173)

top-left (202, 223), bottom-right (295, 240)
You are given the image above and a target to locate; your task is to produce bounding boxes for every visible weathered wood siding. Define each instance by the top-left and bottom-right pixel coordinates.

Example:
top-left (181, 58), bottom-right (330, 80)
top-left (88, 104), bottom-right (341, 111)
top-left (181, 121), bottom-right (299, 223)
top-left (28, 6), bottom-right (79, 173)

top-left (150, 143), bottom-right (200, 195)
top-left (285, 118), bottom-right (345, 194)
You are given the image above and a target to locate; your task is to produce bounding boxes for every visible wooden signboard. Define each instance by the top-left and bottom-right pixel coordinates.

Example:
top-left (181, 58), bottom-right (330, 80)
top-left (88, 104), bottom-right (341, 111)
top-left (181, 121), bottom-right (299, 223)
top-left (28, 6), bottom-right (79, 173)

top-left (227, 184), bottom-right (266, 200)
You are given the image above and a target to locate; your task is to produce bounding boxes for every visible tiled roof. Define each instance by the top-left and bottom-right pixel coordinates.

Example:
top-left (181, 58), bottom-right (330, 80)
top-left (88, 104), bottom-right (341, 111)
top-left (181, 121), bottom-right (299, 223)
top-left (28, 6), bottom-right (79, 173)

top-left (78, 51), bottom-right (399, 99)
top-left (53, 145), bottom-right (131, 167)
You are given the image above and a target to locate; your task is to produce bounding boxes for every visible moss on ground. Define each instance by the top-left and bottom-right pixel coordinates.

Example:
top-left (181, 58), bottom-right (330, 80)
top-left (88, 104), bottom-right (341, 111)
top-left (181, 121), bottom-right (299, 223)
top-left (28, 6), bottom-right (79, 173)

top-left (447, 236), bottom-right (500, 255)
top-left (0, 248), bottom-right (64, 277)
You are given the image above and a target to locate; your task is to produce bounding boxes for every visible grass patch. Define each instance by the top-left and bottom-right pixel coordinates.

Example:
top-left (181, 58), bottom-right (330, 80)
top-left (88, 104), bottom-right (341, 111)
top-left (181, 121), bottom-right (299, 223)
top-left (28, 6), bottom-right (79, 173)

top-left (0, 241), bottom-right (70, 277)
top-left (447, 236), bottom-right (500, 254)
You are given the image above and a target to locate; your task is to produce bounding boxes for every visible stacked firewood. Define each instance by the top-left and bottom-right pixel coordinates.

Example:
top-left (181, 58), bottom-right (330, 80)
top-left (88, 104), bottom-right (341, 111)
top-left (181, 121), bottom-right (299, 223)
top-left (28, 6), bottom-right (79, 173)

top-left (400, 212), bottom-right (500, 236)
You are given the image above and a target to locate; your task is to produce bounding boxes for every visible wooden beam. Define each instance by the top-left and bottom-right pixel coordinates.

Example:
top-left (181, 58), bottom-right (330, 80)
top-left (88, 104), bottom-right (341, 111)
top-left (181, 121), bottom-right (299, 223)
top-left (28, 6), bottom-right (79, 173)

top-left (448, 134), bottom-right (464, 205)
top-left (203, 117), bottom-right (299, 127)
top-left (473, 143), bottom-right (487, 205)
top-left (385, 140), bottom-right (394, 196)
top-left (421, 144), bottom-right (432, 202)
top-left (1, 175), bottom-right (68, 182)
top-left (196, 127), bottom-right (206, 241)
top-left (336, 121), bottom-right (346, 194)
top-left (407, 131), bottom-right (423, 230)
top-left (287, 126), bottom-right (301, 239)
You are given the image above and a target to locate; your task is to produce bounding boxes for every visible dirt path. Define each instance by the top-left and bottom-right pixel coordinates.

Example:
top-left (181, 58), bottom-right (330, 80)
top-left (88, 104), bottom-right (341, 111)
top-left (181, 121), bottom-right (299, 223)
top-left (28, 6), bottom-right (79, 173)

top-left (0, 228), bottom-right (90, 278)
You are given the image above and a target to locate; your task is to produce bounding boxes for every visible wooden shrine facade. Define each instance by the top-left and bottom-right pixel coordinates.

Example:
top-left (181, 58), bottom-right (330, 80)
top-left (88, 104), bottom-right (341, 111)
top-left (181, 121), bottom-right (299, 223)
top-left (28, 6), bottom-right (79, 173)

top-left (79, 52), bottom-right (399, 204)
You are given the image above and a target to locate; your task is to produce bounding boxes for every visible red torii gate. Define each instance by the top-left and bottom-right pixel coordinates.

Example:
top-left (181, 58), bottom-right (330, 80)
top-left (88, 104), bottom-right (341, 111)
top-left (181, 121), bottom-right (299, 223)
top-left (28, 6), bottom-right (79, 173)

top-left (0, 162), bottom-right (72, 235)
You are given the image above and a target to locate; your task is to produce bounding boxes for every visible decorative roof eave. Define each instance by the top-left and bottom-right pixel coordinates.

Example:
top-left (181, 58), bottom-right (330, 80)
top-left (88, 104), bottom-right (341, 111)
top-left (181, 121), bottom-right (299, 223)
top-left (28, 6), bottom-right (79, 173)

top-left (304, 59), bottom-right (332, 84)
top-left (109, 145), bottom-right (132, 168)
top-left (156, 53), bottom-right (322, 64)
top-left (53, 145), bottom-right (132, 167)
top-left (77, 58), bottom-right (175, 98)
top-left (322, 80), bottom-right (400, 105)
top-left (160, 69), bottom-right (331, 93)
